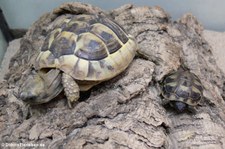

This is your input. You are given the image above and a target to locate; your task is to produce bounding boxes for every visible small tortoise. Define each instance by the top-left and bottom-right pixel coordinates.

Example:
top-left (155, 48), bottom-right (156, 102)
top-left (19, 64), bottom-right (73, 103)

top-left (18, 14), bottom-right (137, 108)
top-left (162, 69), bottom-right (203, 112)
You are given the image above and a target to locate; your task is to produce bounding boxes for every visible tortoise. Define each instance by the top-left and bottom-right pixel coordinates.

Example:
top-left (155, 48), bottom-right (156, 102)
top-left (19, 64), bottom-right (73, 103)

top-left (18, 14), bottom-right (138, 108)
top-left (161, 69), bottom-right (203, 112)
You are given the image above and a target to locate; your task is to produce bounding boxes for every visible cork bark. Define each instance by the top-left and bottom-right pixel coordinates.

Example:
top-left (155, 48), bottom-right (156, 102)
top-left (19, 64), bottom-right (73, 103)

top-left (0, 2), bottom-right (225, 149)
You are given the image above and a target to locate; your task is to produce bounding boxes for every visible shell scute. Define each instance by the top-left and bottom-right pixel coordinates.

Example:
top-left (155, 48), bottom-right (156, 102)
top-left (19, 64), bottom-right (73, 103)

top-left (49, 32), bottom-right (76, 58)
top-left (75, 33), bottom-right (108, 60)
top-left (175, 87), bottom-right (190, 99)
top-left (98, 17), bottom-right (128, 44)
top-left (190, 91), bottom-right (201, 101)
top-left (90, 24), bottom-right (122, 54)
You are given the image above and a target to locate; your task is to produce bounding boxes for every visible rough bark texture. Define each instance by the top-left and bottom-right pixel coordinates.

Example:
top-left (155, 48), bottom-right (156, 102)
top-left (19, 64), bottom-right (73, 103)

top-left (0, 2), bottom-right (225, 149)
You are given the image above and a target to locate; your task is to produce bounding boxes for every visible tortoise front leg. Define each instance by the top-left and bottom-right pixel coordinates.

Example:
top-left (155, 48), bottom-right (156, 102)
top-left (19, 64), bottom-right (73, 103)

top-left (62, 73), bottom-right (80, 108)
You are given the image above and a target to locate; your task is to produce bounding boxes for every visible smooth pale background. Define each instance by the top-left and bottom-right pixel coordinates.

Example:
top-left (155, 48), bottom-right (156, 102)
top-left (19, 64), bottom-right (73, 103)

top-left (1, 0), bottom-right (225, 31)
top-left (0, 30), bottom-right (7, 65)
top-left (0, 0), bottom-right (225, 64)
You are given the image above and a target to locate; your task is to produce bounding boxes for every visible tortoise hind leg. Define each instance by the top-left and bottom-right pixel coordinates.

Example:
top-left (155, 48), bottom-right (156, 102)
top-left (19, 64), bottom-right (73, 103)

top-left (62, 73), bottom-right (80, 108)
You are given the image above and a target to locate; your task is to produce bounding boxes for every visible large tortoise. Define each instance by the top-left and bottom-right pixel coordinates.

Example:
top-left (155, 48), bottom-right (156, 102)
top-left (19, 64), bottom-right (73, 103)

top-left (18, 14), bottom-right (138, 108)
top-left (161, 69), bottom-right (203, 112)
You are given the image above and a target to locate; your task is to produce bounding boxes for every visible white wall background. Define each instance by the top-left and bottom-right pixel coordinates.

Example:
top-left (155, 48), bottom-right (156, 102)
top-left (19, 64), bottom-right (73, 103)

top-left (0, 30), bottom-right (7, 66)
top-left (0, 0), bottom-right (225, 31)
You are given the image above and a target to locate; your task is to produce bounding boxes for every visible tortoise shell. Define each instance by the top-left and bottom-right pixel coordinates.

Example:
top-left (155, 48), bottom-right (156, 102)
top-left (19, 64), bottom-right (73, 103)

top-left (162, 69), bottom-right (203, 106)
top-left (35, 14), bottom-right (137, 82)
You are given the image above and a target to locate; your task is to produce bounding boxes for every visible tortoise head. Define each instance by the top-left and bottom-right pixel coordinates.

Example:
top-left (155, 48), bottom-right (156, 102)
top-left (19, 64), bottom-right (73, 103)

top-left (18, 69), bottom-right (63, 105)
top-left (169, 101), bottom-right (188, 112)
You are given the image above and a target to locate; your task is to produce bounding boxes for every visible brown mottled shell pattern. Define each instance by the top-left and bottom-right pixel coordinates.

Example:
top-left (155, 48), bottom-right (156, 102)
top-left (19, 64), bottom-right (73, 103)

top-left (35, 15), bottom-right (137, 81)
top-left (162, 70), bottom-right (203, 106)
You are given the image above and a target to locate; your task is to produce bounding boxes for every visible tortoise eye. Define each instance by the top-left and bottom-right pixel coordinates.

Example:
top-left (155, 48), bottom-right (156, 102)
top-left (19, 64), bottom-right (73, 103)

top-left (19, 91), bottom-right (36, 101)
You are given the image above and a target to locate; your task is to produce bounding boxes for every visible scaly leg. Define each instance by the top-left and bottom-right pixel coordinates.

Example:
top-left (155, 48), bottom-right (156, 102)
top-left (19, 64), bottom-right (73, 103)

top-left (62, 73), bottom-right (80, 108)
